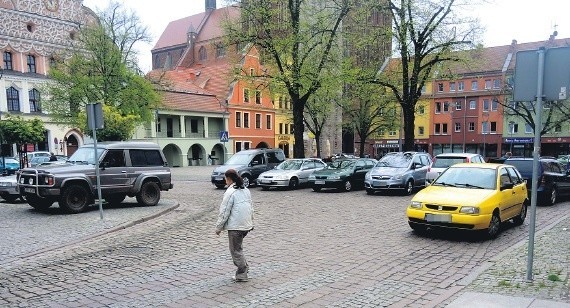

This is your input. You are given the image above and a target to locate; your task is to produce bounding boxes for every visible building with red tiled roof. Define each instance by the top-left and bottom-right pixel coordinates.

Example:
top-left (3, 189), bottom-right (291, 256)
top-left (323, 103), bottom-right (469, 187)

top-left (140, 0), bottom-right (281, 166)
top-left (360, 36), bottom-right (570, 160)
top-left (428, 36), bottom-right (570, 159)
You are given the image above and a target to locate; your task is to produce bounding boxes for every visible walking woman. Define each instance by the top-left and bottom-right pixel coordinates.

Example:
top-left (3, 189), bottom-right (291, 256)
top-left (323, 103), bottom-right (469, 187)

top-left (215, 169), bottom-right (254, 282)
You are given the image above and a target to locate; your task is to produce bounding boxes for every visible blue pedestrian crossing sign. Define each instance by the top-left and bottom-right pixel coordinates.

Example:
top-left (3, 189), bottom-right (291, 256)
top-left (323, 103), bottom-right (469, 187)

top-left (220, 131), bottom-right (229, 142)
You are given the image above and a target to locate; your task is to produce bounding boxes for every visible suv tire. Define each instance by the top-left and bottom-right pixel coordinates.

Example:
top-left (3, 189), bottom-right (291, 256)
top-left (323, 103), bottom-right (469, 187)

top-left (136, 181), bottom-right (160, 206)
top-left (27, 194), bottom-right (53, 211)
top-left (59, 184), bottom-right (93, 214)
top-left (106, 194), bottom-right (126, 205)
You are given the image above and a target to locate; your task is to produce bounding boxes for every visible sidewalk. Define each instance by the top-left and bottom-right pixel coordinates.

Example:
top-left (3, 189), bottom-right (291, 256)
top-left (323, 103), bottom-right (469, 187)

top-left (445, 213), bottom-right (570, 307)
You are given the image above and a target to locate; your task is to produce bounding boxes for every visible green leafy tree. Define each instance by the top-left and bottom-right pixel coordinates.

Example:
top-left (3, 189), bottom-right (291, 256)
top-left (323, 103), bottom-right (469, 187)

top-left (78, 104), bottom-right (139, 141)
top-left (43, 2), bottom-right (159, 140)
top-left (371, 0), bottom-right (480, 151)
top-left (339, 82), bottom-right (396, 157)
top-left (304, 89), bottom-right (335, 158)
top-left (224, 0), bottom-right (352, 158)
top-left (0, 115), bottom-right (46, 168)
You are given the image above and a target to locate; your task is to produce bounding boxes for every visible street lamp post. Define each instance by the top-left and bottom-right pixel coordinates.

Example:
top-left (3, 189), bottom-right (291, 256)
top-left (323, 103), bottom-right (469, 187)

top-left (508, 121), bottom-right (515, 153)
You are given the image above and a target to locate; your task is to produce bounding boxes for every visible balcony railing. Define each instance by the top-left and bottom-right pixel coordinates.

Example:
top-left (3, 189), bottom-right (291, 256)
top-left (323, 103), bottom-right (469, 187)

top-left (143, 129), bottom-right (223, 139)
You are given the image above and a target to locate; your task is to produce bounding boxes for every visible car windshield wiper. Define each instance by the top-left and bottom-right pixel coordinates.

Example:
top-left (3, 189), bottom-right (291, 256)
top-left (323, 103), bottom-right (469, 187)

top-left (455, 183), bottom-right (486, 189)
top-left (433, 182), bottom-right (456, 187)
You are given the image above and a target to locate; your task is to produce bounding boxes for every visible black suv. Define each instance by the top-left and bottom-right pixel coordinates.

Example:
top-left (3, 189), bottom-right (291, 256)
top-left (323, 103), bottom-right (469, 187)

top-left (18, 142), bottom-right (173, 213)
top-left (211, 148), bottom-right (286, 188)
top-left (505, 157), bottom-right (570, 206)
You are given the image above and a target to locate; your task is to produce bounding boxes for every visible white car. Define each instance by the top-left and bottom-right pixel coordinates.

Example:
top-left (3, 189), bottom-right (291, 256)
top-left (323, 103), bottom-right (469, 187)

top-left (0, 175), bottom-right (22, 203)
top-left (257, 158), bottom-right (327, 190)
top-left (426, 153), bottom-right (486, 184)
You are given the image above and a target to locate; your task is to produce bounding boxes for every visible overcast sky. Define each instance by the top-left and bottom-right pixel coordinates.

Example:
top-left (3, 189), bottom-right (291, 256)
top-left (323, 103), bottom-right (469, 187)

top-left (82, 0), bottom-right (570, 73)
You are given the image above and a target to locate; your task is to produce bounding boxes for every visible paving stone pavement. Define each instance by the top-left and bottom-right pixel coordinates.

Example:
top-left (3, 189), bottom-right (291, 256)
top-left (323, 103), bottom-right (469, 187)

top-left (0, 166), bottom-right (568, 307)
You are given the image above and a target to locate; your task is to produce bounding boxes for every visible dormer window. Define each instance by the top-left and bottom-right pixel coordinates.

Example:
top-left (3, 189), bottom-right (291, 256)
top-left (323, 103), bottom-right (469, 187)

top-left (198, 46), bottom-right (207, 61)
top-left (216, 45), bottom-right (226, 58)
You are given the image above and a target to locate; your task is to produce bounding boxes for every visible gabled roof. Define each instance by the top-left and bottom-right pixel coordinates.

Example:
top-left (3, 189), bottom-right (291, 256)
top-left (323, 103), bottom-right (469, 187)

top-left (152, 6), bottom-right (239, 51)
top-left (159, 90), bottom-right (225, 113)
top-left (149, 58), bottom-right (234, 100)
top-left (153, 13), bottom-right (206, 50)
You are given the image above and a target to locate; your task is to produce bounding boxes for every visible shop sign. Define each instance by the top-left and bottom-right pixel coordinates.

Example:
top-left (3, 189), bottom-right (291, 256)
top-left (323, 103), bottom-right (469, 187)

top-left (505, 137), bottom-right (533, 143)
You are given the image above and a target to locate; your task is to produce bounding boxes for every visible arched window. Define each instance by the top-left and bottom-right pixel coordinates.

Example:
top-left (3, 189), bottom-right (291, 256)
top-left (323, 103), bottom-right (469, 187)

top-left (6, 87), bottom-right (20, 111)
top-left (216, 45), bottom-right (226, 58)
top-left (29, 89), bottom-right (41, 112)
top-left (199, 46), bottom-right (207, 61)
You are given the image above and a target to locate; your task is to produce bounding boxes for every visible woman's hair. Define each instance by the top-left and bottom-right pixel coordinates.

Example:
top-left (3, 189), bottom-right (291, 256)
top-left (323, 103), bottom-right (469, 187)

top-left (225, 169), bottom-right (244, 188)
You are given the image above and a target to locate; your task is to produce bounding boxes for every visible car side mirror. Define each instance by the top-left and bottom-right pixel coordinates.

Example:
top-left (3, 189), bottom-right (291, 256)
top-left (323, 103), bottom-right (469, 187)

top-left (501, 182), bottom-right (514, 190)
top-left (100, 161), bottom-right (109, 169)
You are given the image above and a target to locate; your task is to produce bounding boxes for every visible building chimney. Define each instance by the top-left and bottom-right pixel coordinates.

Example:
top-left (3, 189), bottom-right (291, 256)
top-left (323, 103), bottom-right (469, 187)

top-left (206, 0), bottom-right (216, 11)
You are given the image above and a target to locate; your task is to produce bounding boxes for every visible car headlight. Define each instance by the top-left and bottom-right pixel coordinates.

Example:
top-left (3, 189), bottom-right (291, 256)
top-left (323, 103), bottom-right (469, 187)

top-left (308, 175), bottom-right (315, 180)
top-left (459, 206), bottom-right (480, 214)
top-left (392, 174), bottom-right (403, 180)
top-left (275, 174), bottom-right (289, 180)
top-left (365, 172), bottom-right (372, 180)
top-left (328, 175), bottom-right (340, 180)
top-left (410, 201), bottom-right (422, 209)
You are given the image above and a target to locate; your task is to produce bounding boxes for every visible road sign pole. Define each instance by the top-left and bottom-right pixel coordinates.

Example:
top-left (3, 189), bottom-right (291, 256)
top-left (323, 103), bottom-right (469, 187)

top-left (87, 103), bottom-right (104, 220)
top-left (527, 47), bottom-right (545, 281)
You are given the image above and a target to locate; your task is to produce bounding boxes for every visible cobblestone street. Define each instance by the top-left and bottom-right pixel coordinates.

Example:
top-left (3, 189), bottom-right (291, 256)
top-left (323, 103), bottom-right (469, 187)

top-left (0, 166), bottom-right (568, 307)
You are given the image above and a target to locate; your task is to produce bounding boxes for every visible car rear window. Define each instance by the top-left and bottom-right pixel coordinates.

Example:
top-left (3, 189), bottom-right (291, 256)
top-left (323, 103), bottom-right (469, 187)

top-left (129, 150), bottom-right (164, 167)
top-left (505, 160), bottom-right (533, 175)
top-left (432, 157), bottom-right (467, 168)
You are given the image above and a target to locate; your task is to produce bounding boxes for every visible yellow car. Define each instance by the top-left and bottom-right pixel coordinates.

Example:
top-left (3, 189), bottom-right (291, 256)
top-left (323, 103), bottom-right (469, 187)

top-left (406, 163), bottom-right (528, 239)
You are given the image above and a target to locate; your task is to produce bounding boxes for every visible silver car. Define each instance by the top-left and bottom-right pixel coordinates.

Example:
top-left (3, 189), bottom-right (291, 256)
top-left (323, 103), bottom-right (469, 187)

top-left (257, 158), bottom-right (327, 190)
top-left (364, 152), bottom-right (432, 195)
top-left (0, 175), bottom-right (22, 203)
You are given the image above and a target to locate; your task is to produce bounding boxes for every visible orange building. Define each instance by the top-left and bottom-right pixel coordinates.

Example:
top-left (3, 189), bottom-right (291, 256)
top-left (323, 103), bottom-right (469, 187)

top-left (227, 46), bottom-right (275, 151)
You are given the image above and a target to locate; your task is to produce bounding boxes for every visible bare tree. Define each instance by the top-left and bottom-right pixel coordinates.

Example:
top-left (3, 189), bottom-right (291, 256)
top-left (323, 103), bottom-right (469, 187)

top-left (97, 1), bottom-right (152, 73)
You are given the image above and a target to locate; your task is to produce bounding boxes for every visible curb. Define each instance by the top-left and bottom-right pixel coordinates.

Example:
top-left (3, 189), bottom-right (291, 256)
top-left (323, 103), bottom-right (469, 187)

top-left (5, 200), bottom-right (180, 265)
top-left (431, 213), bottom-right (569, 307)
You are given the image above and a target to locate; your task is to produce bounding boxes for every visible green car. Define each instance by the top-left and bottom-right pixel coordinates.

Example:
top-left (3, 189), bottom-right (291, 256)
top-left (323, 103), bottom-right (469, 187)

top-left (308, 158), bottom-right (376, 192)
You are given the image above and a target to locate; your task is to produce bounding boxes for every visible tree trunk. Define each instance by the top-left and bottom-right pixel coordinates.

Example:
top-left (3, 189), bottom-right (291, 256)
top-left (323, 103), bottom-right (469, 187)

top-left (359, 137), bottom-right (366, 158)
top-left (315, 132), bottom-right (321, 158)
top-left (292, 99), bottom-right (306, 158)
top-left (402, 103), bottom-right (416, 151)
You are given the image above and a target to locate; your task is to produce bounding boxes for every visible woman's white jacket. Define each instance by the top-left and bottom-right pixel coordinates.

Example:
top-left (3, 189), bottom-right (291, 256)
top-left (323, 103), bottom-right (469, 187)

top-left (215, 185), bottom-right (254, 232)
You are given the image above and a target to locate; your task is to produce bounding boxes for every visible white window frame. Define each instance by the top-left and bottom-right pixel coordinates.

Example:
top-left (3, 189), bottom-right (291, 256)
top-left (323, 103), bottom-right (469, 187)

top-left (458, 81), bottom-right (464, 91)
top-left (243, 112), bottom-right (250, 128)
top-left (235, 111), bottom-right (242, 128)
top-left (255, 113), bottom-right (262, 129)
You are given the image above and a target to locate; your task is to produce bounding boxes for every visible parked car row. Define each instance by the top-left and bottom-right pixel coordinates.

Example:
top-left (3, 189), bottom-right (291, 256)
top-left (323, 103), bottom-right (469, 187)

top-left (210, 149), bottom-right (568, 240)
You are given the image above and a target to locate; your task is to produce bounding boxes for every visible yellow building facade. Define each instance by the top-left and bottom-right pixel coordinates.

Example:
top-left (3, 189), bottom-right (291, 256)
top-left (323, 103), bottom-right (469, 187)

top-left (274, 95), bottom-right (294, 158)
